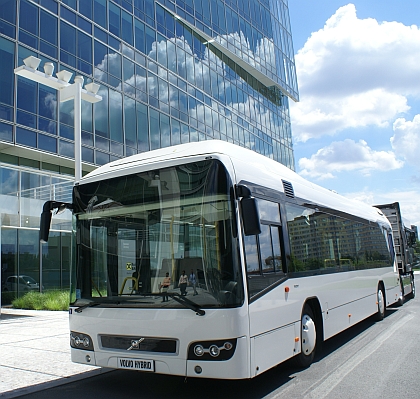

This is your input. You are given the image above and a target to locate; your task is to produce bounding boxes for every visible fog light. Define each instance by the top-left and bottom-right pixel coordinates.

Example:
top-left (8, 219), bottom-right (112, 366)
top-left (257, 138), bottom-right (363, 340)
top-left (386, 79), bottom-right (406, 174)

top-left (86, 355), bottom-right (91, 362)
top-left (209, 345), bottom-right (220, 357)
top-left (194, 345), bottom-right (204, 357)
top-left (194, 365), bottom-right (202, 374)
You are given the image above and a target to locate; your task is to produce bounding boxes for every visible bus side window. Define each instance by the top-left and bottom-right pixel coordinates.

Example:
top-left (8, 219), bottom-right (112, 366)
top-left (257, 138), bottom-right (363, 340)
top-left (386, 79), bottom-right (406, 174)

top-left (260, 224), bottom-right (274, 273)
top-left (244, 199), bottom-right (285, 298)
top-left (271, 225), bottom-right (283, 272)
top-left (260, 224), bottom-right (283, 273)
top-left (244, 235), bottom-right (259, 275)
top-left (285, 203), bottom-right (393, 275)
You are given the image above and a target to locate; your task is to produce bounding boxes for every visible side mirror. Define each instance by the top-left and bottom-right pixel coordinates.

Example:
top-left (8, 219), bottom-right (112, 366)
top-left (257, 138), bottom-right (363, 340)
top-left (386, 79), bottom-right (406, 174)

top-left (40, 206), bottom-right (53, 243)
top-left (39, 201), bottom-right (73, 243)
top-left (240, 197), bottom-right (261, 236)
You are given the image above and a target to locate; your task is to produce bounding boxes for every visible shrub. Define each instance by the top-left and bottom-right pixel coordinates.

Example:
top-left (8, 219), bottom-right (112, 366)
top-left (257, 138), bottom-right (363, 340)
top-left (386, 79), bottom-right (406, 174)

top-left (12, 290), bottom-right (69, 311)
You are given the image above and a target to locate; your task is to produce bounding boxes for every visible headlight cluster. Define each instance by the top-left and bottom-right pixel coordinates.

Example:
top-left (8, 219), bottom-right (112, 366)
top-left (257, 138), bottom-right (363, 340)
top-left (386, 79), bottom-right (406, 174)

top-left (188, 339), bottom-right (237, 361)
top-left (70, 331), bottom-right (94, 351)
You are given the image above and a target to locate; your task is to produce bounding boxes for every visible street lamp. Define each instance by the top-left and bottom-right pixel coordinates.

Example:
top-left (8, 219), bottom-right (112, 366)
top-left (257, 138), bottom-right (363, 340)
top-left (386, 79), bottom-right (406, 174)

top-left (14, 56), bottom-right (102, 182)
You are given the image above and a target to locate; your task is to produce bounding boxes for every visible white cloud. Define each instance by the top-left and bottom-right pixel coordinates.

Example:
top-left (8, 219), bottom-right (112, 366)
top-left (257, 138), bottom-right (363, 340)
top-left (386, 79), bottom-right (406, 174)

top-left (345, 188), bottom-right (420, 227)
top-left (298, 138), bottom-right (403, 179)
top-left (291, 4), bottom-right (420, 142)
top-left (391, 114), bottom-right (420, 168)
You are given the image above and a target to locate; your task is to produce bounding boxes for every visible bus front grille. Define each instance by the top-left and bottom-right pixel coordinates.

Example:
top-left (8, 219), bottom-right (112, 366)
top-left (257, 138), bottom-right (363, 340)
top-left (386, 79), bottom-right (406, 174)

top-left (100, 335), bottom-right (178, 354)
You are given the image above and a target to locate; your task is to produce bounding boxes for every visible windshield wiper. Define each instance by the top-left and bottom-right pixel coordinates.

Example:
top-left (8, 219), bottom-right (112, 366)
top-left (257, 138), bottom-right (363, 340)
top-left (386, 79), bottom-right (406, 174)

top-left (74, 301), bottom-right (101, 313)
top-left (168, 293), bottom-right (205, 316)
top-left (74, 299), bottom-right (121, 313)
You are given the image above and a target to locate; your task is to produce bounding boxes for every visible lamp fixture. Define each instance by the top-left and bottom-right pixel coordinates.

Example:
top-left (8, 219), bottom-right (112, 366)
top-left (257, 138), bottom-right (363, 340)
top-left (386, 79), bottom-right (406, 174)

top-left (56, 70), bottom-right (73, 83)
top-left (23, 56), bottom-right (41, 70)
top-left (43, 62), bottom-right (54, 76)
top-left (85, 82), bottom-right (100, 95)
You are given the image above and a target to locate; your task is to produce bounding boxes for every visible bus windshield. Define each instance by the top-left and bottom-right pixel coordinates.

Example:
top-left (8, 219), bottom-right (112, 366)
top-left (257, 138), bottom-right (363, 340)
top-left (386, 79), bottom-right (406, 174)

top-left (70, 159), bottom-right (243, 309)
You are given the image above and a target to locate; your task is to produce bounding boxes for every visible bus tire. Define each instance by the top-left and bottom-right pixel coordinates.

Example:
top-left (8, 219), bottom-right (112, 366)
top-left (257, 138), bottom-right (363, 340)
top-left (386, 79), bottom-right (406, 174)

top-left (295, 304), bottom-right (316, 368)
top-left (375, 285), bottom-right (386, 321)
top-left (407, 275), bottom-right (415, 299)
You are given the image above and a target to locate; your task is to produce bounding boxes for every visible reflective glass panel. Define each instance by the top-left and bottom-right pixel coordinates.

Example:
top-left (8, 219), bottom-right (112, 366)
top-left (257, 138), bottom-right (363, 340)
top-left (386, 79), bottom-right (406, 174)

top-left (0, 122), bottom-right (13, 142)
top-left (109, 2), bottom-right (121, 37)
top-left (40, 10), bottom-right (57, 45)
top-left (136, 101), bottom-right (149, 151)
top-left (93, 0), bottom-right (107, 28)
top-left (124, 96), bottom-right (136, 146)
top-left (1, 228), bottom-right (18, 303)
top-left (60, 21), bottom-right (76, 55)
top-left (38, 133), bottom-right (57, 153)
top-left (20, 0), bottom-right (38, 35)
top-left (17, 229), bottom-right (40, 297)
top-left (16, 127), bottom-right (36, 148)
top-left (122, 9), bottom-right (133, 45)
top-left (109, 90), bottom-right (123, 142)
top-left (77, 30), bottom-right (92, 63)
top-left (0, 0), bottom-right (16, 24)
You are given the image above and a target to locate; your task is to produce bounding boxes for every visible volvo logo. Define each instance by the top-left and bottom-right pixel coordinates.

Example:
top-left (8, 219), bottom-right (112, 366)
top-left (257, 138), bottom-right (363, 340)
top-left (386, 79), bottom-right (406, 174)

top-left (127, 338), bottom-right (145, 351)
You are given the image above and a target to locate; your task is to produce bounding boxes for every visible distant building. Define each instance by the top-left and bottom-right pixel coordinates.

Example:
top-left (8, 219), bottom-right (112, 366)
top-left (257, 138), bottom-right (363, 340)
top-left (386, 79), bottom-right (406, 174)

top-left (0, 0), bottom-right (298, 299)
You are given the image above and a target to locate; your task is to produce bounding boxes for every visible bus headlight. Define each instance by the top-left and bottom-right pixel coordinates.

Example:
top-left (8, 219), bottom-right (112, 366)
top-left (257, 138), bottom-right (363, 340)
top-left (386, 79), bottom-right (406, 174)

top-left (70, 331), bottom-right (94, 351)
top-left (194, 345), bottom-right (205, 356)
top-left (188, 339), bottom-right (237, 361)
top-left (209, 345), bottom-right (220, 357)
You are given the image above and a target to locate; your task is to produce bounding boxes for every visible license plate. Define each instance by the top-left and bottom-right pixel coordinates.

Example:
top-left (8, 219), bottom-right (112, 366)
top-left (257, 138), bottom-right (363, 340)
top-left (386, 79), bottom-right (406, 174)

top-left (118, 357), bottom-right (155, 372)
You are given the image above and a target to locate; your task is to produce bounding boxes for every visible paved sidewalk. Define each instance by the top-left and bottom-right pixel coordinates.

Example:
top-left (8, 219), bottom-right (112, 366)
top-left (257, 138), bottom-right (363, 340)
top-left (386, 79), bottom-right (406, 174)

top-left (0, 308), bottom-right (107, 398)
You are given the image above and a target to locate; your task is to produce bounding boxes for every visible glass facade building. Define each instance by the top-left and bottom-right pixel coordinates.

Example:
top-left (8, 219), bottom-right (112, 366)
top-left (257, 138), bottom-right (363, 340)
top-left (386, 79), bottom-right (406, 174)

top-left (0, 0), bottom-right (298, 303)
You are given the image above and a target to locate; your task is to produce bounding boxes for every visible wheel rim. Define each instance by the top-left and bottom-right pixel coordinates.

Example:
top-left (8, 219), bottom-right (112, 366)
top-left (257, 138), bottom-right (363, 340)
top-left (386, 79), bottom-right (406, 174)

top-left (301, 313), bottom-right (316, 356)
top-left (378, 289), bottom-right (385, 315)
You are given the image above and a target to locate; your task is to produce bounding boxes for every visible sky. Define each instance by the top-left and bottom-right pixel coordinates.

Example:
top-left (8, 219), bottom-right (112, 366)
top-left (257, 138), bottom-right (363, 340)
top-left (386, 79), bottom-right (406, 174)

top-left (287, 1), bottom-right (420, 227)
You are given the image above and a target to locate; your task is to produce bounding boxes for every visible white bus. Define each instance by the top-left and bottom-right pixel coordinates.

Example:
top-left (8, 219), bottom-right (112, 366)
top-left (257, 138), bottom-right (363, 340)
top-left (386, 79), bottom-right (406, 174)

top-left (41, 140), bottom-right (401, 379)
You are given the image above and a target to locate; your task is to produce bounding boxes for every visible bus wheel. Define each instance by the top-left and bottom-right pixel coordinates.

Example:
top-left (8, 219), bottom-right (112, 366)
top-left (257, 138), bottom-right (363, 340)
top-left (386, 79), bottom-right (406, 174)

top-left (295, 304), bottom-right (316, 368)
top-left (375, 285), bottom-right (386, 321)
top-left (407, 275), bottom-right (415, 299)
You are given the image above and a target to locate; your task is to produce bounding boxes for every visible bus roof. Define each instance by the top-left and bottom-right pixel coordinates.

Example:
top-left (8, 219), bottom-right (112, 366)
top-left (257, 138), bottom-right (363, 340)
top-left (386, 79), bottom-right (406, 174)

top-left (80, 140), bottom-right (388, 227)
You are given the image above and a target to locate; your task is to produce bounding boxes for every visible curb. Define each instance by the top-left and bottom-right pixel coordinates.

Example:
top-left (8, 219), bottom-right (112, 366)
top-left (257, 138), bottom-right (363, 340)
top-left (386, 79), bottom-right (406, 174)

top-left (0, 368), bottom-right (113, 399)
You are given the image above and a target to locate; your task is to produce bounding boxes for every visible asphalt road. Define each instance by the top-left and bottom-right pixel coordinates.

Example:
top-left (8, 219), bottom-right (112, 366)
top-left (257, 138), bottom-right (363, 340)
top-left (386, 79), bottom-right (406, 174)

top-left (19, 276), bottom-right (419, 399)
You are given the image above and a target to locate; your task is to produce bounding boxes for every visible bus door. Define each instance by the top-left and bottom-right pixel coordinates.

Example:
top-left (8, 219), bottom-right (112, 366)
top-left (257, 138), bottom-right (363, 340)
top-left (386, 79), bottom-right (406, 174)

top-left (118, 229), bottom-right (137, 294)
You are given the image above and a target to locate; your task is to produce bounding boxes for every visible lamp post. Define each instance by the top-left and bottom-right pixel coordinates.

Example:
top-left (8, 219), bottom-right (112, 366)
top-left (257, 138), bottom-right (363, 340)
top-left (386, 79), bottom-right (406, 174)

top-left (14, 56), bottom-right (102, 182)
top-left (13, 57), bottom-right (102, 296)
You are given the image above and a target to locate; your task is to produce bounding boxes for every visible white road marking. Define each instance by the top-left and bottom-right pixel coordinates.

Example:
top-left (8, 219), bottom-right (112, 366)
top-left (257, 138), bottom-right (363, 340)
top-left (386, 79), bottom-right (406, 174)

top-left (305, 314), bottom-right (414, 399)
top-left (265, 313), bottom-right (414, 399)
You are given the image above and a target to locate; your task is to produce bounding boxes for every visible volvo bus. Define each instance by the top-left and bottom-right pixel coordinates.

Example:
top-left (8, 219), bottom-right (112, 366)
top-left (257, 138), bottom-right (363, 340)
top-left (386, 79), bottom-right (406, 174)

top-left (40, 140), bottom-right (401, 379)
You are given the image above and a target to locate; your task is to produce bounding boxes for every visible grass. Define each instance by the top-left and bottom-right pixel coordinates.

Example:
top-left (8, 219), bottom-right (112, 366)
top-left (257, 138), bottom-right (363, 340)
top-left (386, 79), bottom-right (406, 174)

top-left (12, 290), bottom-right (69, 311)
